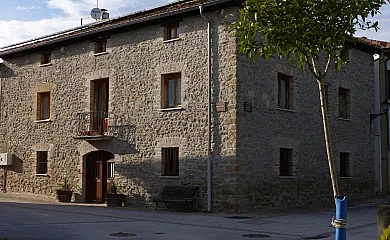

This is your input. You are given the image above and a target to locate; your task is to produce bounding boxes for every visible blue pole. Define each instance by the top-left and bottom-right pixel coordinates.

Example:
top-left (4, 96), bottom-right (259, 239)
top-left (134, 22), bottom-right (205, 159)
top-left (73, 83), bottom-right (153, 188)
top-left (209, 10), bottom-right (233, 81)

top-left (335, 196), bottom-right (347, 240)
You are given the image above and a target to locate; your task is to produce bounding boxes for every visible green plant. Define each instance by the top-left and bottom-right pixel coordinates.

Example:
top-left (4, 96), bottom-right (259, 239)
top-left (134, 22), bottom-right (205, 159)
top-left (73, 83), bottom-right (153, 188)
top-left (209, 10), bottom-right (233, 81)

top-left (58, 177), bottom-right (72, 191)
top-left (109, 182), bottom-right (118, 194)
top-left (381, 226), bottom-right (390, 240)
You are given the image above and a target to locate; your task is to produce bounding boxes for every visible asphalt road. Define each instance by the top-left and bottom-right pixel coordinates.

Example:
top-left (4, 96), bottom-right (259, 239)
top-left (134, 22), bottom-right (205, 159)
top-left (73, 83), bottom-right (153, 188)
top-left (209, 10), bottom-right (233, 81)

top-left (0, 198), bottom-right (384, 240)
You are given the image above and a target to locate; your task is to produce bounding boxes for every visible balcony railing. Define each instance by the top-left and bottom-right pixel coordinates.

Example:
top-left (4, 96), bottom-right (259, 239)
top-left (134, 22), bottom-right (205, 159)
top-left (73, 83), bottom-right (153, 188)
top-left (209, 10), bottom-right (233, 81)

top-left (75, 112), bottom-right (119, 139)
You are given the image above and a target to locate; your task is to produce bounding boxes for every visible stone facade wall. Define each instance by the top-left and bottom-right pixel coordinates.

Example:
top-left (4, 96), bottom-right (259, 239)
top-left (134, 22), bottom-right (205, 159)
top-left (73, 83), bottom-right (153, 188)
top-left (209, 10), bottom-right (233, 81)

top-left (0, 7), bottom-right (239, 211)
top-left (236, 49), bottom-right (375, 210)
top-left (0, 4), bottom-right (376, 212)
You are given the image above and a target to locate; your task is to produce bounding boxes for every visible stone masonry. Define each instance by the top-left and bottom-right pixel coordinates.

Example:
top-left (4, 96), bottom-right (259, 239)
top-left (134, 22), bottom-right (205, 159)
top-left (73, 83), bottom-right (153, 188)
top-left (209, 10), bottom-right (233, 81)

top-left (0, 0), bottom-right (377, 212)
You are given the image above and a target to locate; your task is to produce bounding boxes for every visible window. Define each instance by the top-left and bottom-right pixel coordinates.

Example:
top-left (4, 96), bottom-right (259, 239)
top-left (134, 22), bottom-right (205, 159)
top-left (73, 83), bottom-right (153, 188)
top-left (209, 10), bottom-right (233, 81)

top-left (162, 73), bottom-right (181, 108)
top-left (164, 23), bottom-right (179, 40)
top-left (280, 148), bottom-right (293, 176)
top-left (339, 88), bottom-right (350, 119)
top-left (37, 92), bottom-right (50, 120)
top-left (108, 162), bottom-right (115, 179)
top-left (278, 73), bottom-right (292, 109)
top-left (162, 147), bottom-right (179, 176)
top-left (40, 53), bottom-right (51, 65)
top-left (340, 152), bottom-right (350, 177)
top-left (94, 41), bottom-right (107, 54)
top-left (36, 151), bottom-right (48, 174)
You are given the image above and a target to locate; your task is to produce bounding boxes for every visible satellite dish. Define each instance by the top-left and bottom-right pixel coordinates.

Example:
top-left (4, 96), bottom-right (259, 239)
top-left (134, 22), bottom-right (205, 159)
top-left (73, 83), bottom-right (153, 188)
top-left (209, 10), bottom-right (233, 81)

top-left (91, 8), bottom-right (102, 20)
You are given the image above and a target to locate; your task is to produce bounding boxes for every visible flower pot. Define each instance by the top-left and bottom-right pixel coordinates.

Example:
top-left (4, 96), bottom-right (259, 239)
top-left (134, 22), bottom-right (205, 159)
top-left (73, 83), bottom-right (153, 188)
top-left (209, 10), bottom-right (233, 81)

top-left (56, 190), bottom-right (73, 202)
top-left (106, 193), bottom-right (125, 207)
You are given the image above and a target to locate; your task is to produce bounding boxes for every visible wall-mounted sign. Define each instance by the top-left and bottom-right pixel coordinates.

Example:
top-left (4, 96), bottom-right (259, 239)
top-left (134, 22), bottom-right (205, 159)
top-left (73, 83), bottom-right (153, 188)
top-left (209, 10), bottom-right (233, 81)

top-left (244, 102), bottom-right (252, 112)
top-left (216, 102), bottom-right (227, 112)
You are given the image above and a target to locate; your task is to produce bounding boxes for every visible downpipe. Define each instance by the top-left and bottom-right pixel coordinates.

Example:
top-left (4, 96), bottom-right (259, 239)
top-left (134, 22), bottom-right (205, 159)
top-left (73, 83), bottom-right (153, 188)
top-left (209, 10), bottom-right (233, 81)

top-left (199, 5), bottom-right (212, 213)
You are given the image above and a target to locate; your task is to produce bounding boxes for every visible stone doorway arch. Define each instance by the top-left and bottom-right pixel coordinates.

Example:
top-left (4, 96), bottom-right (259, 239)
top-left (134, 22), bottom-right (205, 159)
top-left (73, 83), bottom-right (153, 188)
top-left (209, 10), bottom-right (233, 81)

top-left (83, 150), bottom-right (114, 203)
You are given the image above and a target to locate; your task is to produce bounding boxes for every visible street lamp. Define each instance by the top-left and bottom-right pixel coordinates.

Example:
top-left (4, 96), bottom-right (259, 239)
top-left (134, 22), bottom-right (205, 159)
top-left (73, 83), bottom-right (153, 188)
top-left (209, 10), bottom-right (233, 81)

top-left (370, 99), bottom-right (390, 123)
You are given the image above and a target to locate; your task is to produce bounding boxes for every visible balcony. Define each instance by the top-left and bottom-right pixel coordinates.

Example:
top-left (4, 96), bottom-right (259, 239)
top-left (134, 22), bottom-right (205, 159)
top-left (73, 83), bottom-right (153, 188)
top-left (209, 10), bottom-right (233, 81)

top-left (74, 112), bottom-right (119, 140)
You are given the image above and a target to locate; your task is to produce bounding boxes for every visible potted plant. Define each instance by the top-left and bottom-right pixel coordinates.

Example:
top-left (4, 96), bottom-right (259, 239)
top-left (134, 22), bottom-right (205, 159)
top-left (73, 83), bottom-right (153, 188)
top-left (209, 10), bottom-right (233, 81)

top-left (56, 177), bottom-right (73, 202)
top-left (105, 182), bottom-right (125, 207)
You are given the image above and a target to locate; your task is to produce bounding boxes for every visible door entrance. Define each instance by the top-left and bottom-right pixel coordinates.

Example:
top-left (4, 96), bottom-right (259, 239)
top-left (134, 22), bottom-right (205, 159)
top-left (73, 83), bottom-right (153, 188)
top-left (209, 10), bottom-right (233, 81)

top-left (91, 78), bottom-right (109, 135)
top-left (85, 151), bottom-right (114, 203)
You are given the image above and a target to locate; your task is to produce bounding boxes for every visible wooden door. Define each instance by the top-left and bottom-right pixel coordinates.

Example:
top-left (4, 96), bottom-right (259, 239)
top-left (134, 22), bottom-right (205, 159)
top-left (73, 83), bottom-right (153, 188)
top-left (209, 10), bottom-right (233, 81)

top-left (91, 79), bottom-right (109, 134)
top-left (85, 151), bottom-right (111, 203)
top-left (95, 159), bottom-right (103, 202)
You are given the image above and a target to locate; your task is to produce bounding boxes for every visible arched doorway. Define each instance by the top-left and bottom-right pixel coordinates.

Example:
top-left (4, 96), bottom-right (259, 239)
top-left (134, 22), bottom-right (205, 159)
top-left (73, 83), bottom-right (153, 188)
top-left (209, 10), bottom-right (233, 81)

top-left (85, 151), bottom-right (114, 203)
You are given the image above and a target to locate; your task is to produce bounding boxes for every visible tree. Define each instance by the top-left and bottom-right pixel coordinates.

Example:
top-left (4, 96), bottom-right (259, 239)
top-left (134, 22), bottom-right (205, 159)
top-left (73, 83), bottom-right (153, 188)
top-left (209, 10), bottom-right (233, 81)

top-left (233, 0), bottom-right (388, 201)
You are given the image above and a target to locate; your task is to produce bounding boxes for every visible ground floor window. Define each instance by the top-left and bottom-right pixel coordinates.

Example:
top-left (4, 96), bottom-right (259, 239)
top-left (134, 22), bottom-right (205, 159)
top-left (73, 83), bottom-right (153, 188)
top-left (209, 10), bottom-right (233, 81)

top-left (162, 147), bottom-right (179, 176)
top-left (280, 148), bottom-right (293, 176)
top-left (36, 151), bottom-right (48, 174)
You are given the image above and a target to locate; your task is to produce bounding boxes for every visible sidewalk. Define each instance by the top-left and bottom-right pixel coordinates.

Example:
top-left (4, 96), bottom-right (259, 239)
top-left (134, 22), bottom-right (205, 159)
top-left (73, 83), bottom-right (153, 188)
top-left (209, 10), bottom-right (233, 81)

top-left (0, 192), bottom-right (389, 240)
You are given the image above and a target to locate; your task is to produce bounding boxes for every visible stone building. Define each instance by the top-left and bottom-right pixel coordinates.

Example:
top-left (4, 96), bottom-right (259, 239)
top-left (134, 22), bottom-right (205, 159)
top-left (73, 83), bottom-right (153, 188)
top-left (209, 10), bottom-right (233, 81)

top-left (0, 0), bottom-right (380, 212)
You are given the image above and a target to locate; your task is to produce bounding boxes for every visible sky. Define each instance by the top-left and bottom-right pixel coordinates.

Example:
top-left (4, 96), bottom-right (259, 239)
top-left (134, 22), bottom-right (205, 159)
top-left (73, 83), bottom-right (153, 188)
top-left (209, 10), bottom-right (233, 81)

top-left (1, 1), bottom-right (390, 48)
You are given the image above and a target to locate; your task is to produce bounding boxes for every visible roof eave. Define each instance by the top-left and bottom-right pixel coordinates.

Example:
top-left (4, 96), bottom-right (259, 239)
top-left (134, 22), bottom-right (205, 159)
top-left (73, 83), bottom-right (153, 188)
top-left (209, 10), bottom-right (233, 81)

top-left (0, 0), bottom-right (239, 58)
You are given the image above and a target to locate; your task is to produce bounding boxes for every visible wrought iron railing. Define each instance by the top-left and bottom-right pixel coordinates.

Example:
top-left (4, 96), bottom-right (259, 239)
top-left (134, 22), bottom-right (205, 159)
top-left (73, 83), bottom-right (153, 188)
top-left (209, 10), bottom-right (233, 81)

top-left (75, 112), bottom-right (118, 137)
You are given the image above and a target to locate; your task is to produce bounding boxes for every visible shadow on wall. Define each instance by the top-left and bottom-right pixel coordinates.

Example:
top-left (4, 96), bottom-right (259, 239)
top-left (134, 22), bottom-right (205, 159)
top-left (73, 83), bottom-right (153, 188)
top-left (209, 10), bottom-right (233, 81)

top-left (0, 64), bottom-right (16, 78)
top-left (11, 155), bottom-right (23, 173)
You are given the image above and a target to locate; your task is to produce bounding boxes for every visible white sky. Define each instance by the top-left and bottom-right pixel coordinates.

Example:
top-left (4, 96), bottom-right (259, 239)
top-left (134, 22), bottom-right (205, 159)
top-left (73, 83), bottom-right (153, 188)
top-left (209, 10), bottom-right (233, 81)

top-left (0, 0), bottom-right (389, 48)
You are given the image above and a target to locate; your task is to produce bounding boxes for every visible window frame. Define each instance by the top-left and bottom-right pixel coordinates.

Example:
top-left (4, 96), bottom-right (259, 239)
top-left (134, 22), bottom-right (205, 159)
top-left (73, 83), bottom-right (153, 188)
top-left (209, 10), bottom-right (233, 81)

top-left (107, 161), bottom-right (115, 179)
top-left (94, 40), bottom-right (107, 54)
top-left (338, 87), bottom-right (350, 119)
top-left (36, 151), bottom-right (48, 175)
top-left (164, 23), bottom-right (179, 41)
top-left (162, 147), bottom-right (179, 176)
top-left (278, 73), bottom-right (292, 109)
top-left (162, 73), bottom-right (182, 109)
top-left (37, 92), bottom-right (51, 121)
top-left (340, 152), bottom-right (350, 177)
top-left (280, 148), bottom-right (293, 176)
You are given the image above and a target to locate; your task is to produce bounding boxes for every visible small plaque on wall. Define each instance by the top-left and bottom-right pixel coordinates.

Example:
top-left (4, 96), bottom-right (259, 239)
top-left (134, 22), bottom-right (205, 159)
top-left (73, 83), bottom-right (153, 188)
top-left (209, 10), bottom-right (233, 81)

top-left (244, 102), bottom-right (252, 112)
top-left (216, 102), bottom-right (227, 112)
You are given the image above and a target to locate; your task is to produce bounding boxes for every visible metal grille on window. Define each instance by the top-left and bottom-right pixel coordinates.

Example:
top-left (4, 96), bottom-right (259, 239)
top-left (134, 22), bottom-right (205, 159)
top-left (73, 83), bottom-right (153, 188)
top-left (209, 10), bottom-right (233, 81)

top-left (108, 162), bottom-right (115, 179)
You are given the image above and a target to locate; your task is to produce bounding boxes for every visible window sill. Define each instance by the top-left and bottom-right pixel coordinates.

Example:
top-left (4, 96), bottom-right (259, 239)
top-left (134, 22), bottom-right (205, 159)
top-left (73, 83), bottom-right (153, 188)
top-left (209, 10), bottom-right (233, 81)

top-left (158, 107), bottom-right (185, 111)
top-left (340, 176), bottom-right (351, 179)
top-left (35, 119), bottom-right (52, 123)
top-left (93, 52), bottom-right (108, 56)
top-left (163, 38), bottom-right (182, 43)
top-left (277, 108), bottom-right (295, 113)
top-left (338, 118), bottom-right (351, 121)
top-left (40, 63), bottom-right (52, 67)
top-left (160, 176), bottom-right (179, 179)
top-left (279, 175), bottom-right (295, 179)
top-left (35, 174), bottom-right (48, 176)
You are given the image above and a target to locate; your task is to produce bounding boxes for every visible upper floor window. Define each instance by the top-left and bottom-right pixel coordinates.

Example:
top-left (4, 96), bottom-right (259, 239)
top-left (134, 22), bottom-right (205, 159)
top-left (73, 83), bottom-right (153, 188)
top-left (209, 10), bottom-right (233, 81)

top-left (94, 40), bottom-right (107, 54)
top-left (164, 23), bottom-right (179, 41)
top-left (278, 73), bottom-right (292, 109)
top-left (162, 147), bottom-right (179, 176)
top-left (37, 92), bottom-right (50, 120)
top-left (339, 88), bottom-right (350, 119)
top-left (40, 53), bottom-right (51, 65)
top-left (162, 73), bottom-right (181, 108)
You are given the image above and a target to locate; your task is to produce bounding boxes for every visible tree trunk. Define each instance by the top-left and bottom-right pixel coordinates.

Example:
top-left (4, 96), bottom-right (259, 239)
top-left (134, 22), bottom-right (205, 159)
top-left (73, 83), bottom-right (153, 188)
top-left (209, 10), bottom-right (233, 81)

top-left (317, 78), bottom-right (340, 202)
